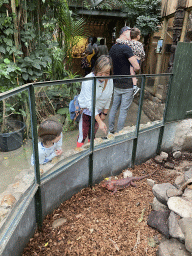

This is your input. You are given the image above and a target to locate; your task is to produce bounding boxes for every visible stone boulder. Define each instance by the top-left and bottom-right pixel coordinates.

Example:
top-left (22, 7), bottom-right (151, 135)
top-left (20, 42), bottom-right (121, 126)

top-left (158, 238), bottom-right (191, 256)
top-left (152, 183), bottom-right (176, 205)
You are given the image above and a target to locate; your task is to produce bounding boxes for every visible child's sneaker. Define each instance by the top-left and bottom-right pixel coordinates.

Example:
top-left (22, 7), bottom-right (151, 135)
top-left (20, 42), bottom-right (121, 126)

top-left (133, 86), bottom-right (140, 97)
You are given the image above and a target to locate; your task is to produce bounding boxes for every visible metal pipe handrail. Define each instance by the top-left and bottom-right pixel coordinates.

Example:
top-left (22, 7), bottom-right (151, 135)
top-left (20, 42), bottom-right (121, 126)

top-left (0, 73), bottom-right (173, 100)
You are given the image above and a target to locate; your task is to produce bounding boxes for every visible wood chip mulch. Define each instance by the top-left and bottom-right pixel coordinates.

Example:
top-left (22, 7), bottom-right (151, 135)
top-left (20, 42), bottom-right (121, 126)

top-left (23, 158), bottom-right (182, 256)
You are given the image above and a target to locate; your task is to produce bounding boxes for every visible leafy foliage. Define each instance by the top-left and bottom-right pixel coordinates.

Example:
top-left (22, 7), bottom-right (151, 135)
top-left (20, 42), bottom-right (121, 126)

top-left (136, 15), bottom-right (160, 36)
top-left (83, 0), bottom-right (161, 37)
top-left (124, 0), bottom-right (161, 35)
top-left (0, 59), bottom-right (21, 93)
top-left (55, 0), bottom-right (88, 68)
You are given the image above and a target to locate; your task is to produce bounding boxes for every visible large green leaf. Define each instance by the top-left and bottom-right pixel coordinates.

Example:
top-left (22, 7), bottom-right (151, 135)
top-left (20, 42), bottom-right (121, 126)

top-left (24, 57), bottom-right (33, 63)
top-left (0, 46), bottom-right (5, 54)
top-left (32, 61), bottom-right (41, 70)
top-left (57, 108), bottom-right (69, 115)
top-left (4, 28), bottom-right (13, 35)
top-left (22, 73), bottom-right (29, 81)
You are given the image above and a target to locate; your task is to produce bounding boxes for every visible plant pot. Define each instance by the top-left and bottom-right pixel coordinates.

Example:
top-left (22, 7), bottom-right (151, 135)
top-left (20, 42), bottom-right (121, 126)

top-left (0, 120), bottom-right (26, 152)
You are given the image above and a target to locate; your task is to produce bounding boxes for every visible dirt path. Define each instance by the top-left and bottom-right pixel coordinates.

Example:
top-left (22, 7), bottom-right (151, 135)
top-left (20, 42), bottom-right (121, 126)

top-left (22, 158), bottom-right (179, 256)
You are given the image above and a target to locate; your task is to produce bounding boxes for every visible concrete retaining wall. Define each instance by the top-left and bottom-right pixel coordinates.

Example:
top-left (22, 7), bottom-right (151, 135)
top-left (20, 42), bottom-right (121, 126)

top-left (1, 119), bottom-right (191, 256)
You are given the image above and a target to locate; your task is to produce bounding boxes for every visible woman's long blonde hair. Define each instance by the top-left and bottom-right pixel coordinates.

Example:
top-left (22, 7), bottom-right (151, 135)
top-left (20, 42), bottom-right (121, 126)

top-left (93, 55), bottom-right (113, 75)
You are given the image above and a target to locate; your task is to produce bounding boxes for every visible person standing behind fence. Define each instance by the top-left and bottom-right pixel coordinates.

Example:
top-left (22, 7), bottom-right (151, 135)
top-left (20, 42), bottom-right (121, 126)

top-left (31, 119), bottom-right (63, 165)
top-left (86, 36), bottom-right (98, 68)
top-left (116, 27), bottom-right (145, 96)
top-left (128, 28), bottom-right (145, 95)
top-left (77, 55), bottom-right (113, 148)
top-left (108, 26), bottom-right (140, 134)
top-left (97, 39), bottom-right (109, 58)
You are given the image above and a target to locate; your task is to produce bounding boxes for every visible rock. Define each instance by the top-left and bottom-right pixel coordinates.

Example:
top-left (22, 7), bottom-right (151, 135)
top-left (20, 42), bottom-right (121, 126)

top-left (179, 217), bottom-right (192, 253)
top-left (152, 96), bottom-right (161, 103)
top-left (168, 211), bottom-right (185, 242)
top-left (123, 170), bottom-right (133, 178)
top-left (172, 119), bottom-right (192, 152)
top-left (158, 238), bottom-right (191, 256)
top-left (154, 155), bottom-right (164, 164)
top-left (173, 151), bottom-right (182, 159)
top-left (152, 183), bottom-right (176, 205)
top-left (147, 210), bottom-right (170, 238)
top-left (156, 93), bottom-right (162, 100)
top-left (167, 197), bottom-right (192, 218)
top-left (175, 175), bottom-right (185, 189)
top-left (164, 162), bottom-right (174, 169)
top-left (167, 188), bottom-right (182, 198)
top-left (0, 208), bottom-right (9, 221)
top-left (183, 165), bottom-right (192, 172)
top-left (179, 178), bottom-right (192, 192)
top-left (160, 152), bottom-right (169, 160)
top-left (182, 152), bottom-right (192, 158)
top-left (147, 179), bottom-right (156, 187)
top-left (183, 136), bottom-right (192, 152)
top-left (174, 161), bottom-right (192, 172)
top-left (183, 188), bottom-right (192, 199)
top-left (52, 218), bottom-right (67, 229)
top-left (1, 194), bottom-right (16, 208)
top-left (152, 197), bottom-right (169, 211)
top-left (184, 170), bottom-right (192, 181)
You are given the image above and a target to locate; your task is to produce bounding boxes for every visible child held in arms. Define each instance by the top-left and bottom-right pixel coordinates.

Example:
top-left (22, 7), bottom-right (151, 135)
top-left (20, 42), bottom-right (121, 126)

top-left (128, 27), bottom-right (145, 96)
top-left (31, 119), bottom-right (63, 165)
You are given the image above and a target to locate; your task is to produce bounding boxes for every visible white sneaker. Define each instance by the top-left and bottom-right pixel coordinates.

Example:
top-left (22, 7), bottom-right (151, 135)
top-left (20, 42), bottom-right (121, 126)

top-left (133, 86), bottom-right (140, 97)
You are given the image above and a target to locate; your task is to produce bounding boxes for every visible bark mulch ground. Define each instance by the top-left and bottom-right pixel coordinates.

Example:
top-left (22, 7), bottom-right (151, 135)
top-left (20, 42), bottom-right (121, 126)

top-left (23, 157), bottom-right (183, 256)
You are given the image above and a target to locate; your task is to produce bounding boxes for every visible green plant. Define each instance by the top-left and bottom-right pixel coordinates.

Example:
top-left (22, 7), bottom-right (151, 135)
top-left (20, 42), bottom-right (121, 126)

top-left (0, 59), bottom-right (21, 93)
top-left (0, 91), bottom-right (29, 133)
top-left (63, 70), bottom-right (81, 99)
top-left (46, 46), bottom-right (66, 80)
top-left (0, 0), bottom-right (88, 134)
top-left (136, 15), bottom-right (160, 36)
top-left (57, 107), bottom-right (77, 132)
top-left (56, 0), bottom-right (88, 69)
top-left (48, 70), bottom-right (81, 132)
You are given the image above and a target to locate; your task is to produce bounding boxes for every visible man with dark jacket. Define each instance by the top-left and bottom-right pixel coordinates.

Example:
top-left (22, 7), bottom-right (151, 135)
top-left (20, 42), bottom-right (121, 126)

top-left (108, 26), bottom-right (140, 133)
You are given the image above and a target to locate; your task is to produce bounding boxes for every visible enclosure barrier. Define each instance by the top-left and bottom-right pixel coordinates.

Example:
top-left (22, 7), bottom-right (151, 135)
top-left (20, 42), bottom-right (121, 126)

top-left (0, 73), bottom-right (174, 256)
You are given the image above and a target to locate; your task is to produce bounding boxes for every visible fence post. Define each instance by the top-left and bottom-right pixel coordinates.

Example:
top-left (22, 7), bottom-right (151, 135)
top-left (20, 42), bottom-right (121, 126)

top-left (89, 77), bottom-right (96, 187)
top-left (156, 73), bottom-right (173, 154)
top-left (28, 84), bottom-right (43, 230)
top-left (131, 75), bottom-right (146, 167)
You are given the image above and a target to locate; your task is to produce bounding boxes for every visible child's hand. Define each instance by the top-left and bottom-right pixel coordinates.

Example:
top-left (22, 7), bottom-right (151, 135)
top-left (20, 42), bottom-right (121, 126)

top-left (56, 149), bottom-right (63, 156)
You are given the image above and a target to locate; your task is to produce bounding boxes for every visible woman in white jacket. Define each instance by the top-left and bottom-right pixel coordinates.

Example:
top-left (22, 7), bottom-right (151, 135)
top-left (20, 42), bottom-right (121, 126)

top-left (77, 55), bottom-right (113, 147)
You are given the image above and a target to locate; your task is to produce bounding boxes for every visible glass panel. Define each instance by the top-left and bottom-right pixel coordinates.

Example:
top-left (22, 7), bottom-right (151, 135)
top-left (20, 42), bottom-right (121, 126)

top-left (94, 76), bottom-right (141, 143)
top-left (33, 81), bottom-right (90, 177)
top-left (0, 90), bottom-right (35, 227)
top-left (139, 75), bottom-right (170, 131)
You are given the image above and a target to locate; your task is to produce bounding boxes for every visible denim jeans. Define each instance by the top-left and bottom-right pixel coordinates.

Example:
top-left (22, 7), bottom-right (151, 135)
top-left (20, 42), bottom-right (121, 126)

top-left (108, 87), bottom-right (133, 133)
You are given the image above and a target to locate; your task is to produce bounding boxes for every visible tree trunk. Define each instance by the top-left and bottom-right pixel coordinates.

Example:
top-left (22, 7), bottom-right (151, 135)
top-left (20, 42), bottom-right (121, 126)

top-left (11, 0), bottom-right (19, 49)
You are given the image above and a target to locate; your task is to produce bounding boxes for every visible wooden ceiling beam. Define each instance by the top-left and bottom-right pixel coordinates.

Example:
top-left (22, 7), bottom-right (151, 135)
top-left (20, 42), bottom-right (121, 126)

top-left (73, 9), bottom-right (128, 18)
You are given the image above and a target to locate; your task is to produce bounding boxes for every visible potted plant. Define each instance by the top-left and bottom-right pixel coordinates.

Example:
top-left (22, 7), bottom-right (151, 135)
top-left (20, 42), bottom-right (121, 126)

top-left (0, 91), bottom-right (26, 152)
top-left (0, 119), bottom-right (26, 152)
